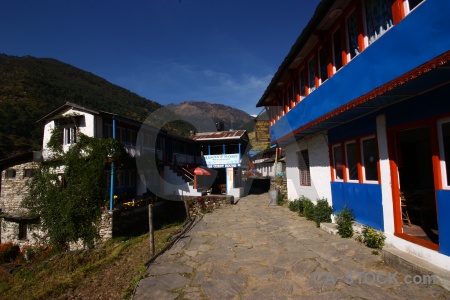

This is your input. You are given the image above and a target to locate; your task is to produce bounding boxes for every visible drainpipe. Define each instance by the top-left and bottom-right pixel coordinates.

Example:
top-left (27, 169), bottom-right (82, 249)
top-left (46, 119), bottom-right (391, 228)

top-left (109, 117), bottom-right (116, 211)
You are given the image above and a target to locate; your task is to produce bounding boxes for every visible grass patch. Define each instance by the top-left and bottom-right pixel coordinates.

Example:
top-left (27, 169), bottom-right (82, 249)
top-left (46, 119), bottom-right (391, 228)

top-left (0, 223), bottom-right (184, 300)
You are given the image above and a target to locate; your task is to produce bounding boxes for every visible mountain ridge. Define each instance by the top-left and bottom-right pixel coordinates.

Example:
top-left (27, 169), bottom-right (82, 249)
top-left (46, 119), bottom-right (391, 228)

top-left (0, 54), bottom-right (259, 160)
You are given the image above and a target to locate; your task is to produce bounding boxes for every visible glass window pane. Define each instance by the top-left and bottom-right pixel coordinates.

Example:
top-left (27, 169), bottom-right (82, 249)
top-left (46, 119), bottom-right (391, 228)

top-left (347, 11), bottom-right (360, 59)
top-left (319, 48), bottom-right (328, 83)
top-left (299, 69), bottom-right (306, 99)
top-left (346, 142), bottom-right (358, 181)
top-left (365, 0), bottom-right (393, 45)
top-left (308, 58), bottom-right (316, 93)
top-left (333, 29), bottom-right (343, 71)
top-left (333, 145), bottom-right (343, 180)
top-left (362, 138), bottom-right (378, 181)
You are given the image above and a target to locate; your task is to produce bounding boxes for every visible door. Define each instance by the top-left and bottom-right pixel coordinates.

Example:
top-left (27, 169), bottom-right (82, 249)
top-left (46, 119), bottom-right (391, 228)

top-left (391, 126), bottom-right (439, 248)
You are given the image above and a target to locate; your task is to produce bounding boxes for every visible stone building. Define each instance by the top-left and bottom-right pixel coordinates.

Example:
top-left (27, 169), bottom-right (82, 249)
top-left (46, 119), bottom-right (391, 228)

top-left (0, 152), bottom-right (43, 246)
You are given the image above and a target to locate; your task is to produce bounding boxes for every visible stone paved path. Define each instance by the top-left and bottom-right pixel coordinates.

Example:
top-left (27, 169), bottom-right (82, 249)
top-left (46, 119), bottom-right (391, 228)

top-left (133, 193), bottom-right (450, 299)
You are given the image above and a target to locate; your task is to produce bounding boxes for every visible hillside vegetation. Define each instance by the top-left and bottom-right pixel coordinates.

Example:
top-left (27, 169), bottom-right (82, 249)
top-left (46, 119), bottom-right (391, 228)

top-left (0, 54), bottom-right (267, 160)
top-left (0, 54), bottom-right (162, 159)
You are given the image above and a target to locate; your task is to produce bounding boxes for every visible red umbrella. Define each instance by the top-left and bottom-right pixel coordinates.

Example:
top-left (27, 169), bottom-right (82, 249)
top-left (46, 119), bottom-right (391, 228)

top-left (191, 167), bottom-right (211, 176)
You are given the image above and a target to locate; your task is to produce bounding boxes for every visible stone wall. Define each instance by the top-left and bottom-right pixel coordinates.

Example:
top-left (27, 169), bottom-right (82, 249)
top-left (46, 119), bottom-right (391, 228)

top-left (1, 218), bottom-right (46, 247)
top-left (0, 162), bottom-right (36, 216)
top-left (185, 195), bottom-right (233, 217)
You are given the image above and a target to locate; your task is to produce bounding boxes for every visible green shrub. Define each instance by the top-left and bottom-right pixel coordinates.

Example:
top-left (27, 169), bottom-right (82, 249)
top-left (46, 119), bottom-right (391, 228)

top-left (298, 196), bottom-right (310, 216)
top-left (0, 242), bottom-right (21, 263)
top-left (302, 198), bottom-right (315, 221)
top-left (335, 206), bottom-right (355, 238)
top-left (288, 199), bottom-right (301, 212)
top-left (362, 227), bottom-right (386, 249)
top-left (313, 198), bottom-right (332, 227)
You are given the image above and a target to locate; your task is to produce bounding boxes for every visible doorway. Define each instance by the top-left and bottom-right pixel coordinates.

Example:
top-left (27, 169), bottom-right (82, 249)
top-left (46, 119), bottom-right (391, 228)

top-left (394, 126), bottom-right (439, 245)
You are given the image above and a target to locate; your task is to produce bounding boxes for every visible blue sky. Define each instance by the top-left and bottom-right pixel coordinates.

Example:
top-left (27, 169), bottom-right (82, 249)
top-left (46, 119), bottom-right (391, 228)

top-left (1, 0), bottom-right (320, 116)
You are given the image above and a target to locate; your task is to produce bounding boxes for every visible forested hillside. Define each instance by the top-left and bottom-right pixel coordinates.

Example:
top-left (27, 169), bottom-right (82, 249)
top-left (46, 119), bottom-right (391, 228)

top-left (0, 54), bottom-right (162, 159)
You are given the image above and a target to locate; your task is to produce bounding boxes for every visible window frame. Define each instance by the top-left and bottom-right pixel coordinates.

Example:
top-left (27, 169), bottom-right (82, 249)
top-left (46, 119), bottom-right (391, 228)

top-left (318, 47), bottom-right (328, 85)
top-left (62, 125), bottom-right (77, 145)
top-left (332, 26), bottom-right (344, 74)
top-left (360, 135), bottom-right (379, 183)
top-left (5, 169), bottom-right (16, 179)
top-left (298, 67), bottom-right (306, 101)
top-left (332, 144), bottom-right (344, 182)
top-left (298, 149), bottom-right (311, 186)
top-left (308, 57), bottom-right (317, 94)
top-left (23, 169), bottom-right (36, 178)
top-left (345, 8), bottom-right (360, 62)
top-left (437, 117), bottom-right (450, 190)
top-left (363, 0), bottom-right (394, 46)
top-left (345, 140), bottom-right (359, 182)
top-left (19, 223), bottom-right (27, 241)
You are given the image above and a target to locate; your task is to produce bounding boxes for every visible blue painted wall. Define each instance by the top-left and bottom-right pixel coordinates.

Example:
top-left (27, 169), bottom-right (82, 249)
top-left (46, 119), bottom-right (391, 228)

top-left (331, 182), bottom-right (384, 231)
top-left (271, 0), bottom-right (450, 143)
top-left (436, 190), bottom-right (450, 255)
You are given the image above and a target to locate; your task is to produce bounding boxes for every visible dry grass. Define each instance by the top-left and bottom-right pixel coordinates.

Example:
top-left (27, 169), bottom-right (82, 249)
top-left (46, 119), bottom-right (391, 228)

top-left (0, 223), bottom-right (184, 300)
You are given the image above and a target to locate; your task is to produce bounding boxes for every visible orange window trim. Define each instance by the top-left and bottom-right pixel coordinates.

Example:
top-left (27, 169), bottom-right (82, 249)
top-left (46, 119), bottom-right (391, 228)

top-left (391, 0), bottom-right (405, 25)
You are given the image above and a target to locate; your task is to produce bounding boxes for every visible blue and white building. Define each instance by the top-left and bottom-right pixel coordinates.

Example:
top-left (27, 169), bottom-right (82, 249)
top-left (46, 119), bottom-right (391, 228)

top-left (257, 0), bottom-right (450, 269)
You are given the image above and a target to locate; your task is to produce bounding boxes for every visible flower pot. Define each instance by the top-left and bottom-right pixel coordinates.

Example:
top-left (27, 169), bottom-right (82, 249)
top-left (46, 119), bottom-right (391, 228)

top-left (268, 189), bottom-right (278, 206)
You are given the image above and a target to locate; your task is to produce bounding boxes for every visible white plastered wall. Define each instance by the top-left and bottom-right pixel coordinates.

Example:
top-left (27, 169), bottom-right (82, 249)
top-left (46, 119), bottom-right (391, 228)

top-left (42, 108), bottom-right (96, 159)
top-left (285, 131), bottom-right (332, 204)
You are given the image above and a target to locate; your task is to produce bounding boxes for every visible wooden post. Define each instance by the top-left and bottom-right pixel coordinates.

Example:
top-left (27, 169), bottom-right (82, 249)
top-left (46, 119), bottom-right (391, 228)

top-left (182, 191), bottom-right (190, 220)
top-left (148, 204), bottom-right (155, 256)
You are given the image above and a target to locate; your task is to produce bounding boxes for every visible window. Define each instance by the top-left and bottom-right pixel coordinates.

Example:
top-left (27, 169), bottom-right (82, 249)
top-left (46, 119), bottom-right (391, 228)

top-left (361, 136), bottom-right (379, 182)
top-left (438, 119), bottom-right (450, 188)
top-left (24, 169), bottom-right (36, 178)
top-left (332, 144), bottom-right (344, 181)
top-left (406, 0), bottom-right (424, 12)
top-left (289, 84), bottom-right (295, 109)
top-left (128, 130), bottom-right (136, 145)
top-left (298, 150), bottom-right (311, 186)
top-left (299, 68), bottom-right (306, 100)
top-left (364, 0), bottom-right (393, 45)
top-left (105, 123), bottom-right (113, 138)
top-left (62, 126), bottom-right (77, 145)
top-left (346, 10), bottom-right (360, 60)
top-left (5, 169), bottom-right (16, 178)
top-left (318, 48), bottom-right (328, 84)
top-left (308, 58), bottom-right (316, 93)
top-left (345, 142), bottom-right (358, 181)
top-left (332, 28), bottom-right (343, 72)
top-left (117, 127), bottom-right (126, 143)
top-left (19, 223), bottom-right (27, 240)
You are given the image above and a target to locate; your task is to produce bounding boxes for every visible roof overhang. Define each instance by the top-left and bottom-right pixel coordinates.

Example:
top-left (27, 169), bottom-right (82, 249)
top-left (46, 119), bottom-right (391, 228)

top-left (274, 53), bottom-right (450, 146)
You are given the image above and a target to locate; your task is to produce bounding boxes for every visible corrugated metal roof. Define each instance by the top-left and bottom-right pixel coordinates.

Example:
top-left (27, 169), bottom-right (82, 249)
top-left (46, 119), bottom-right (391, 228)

top-left (188, 130), bottom-right (247, 141)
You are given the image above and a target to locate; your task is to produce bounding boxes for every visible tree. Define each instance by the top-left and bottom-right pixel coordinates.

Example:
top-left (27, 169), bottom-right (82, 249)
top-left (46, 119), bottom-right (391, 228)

top-left (23, 129), bottom-right (127, 248)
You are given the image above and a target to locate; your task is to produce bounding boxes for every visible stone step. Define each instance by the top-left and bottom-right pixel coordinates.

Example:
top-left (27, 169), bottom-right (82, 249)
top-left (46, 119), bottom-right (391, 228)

top-left (382, 247), bottom-right (450, 291)
top-left (320, 222), bottom-right (450, 291)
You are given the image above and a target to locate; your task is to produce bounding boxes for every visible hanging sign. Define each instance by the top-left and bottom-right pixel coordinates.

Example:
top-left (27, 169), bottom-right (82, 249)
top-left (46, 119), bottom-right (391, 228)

top-left (204, 154), bottom-right (241, 168)
top-left (255, 120), bottom-right (270, 142)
